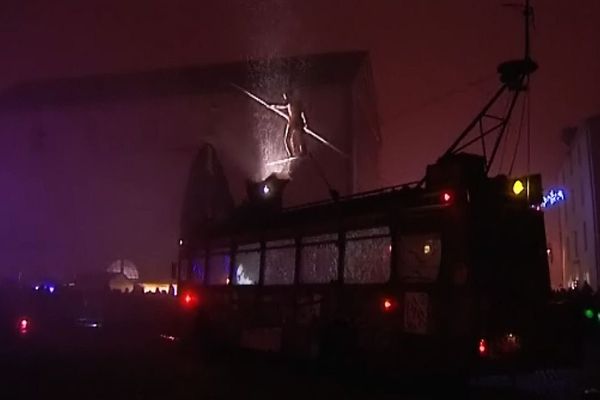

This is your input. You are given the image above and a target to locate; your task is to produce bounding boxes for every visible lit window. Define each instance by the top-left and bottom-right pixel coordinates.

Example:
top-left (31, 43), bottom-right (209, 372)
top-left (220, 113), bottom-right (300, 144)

top-left (300, 234), bottom-right (338, 284)
top-left (234, 247), bottom-right (260, 285)
top-left (344, 227), bottom-right (391, 284)
top-left (264, 240), bottom-right (295, 285)
top-left (398, 234), bottom-right (442, 282)
top-left (235, 264), bottom-right (255, 285)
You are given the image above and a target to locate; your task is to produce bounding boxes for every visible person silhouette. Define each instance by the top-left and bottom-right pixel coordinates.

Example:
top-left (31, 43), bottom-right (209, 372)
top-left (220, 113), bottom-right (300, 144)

top-left (269, 90), bottom-right (308, 158)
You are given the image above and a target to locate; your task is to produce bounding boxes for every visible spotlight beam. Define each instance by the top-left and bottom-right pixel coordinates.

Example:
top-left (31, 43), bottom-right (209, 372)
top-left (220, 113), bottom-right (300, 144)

top-left (231, 83), bottom-right (348, 158)
top-left (265, 156), bottom-right (299, 167)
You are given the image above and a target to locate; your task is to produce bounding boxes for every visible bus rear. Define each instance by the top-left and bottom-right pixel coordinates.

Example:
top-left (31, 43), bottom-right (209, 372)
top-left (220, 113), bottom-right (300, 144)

top-left (176, 154), bottom-right (551, 374)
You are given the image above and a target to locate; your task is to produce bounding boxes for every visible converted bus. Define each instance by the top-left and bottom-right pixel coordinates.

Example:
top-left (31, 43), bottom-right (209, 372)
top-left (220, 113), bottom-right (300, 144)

top-left (176, 154), bottom-right (551, 373)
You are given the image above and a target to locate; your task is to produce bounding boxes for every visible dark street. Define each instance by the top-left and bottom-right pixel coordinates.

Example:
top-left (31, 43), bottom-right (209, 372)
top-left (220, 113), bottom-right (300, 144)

top-left (0, 315), bottom-right (596, 400)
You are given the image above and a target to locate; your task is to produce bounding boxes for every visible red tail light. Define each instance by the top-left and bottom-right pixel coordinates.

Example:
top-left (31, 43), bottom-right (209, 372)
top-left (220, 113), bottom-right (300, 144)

top-left (441, 191), bottom-right (453, 204)
top-left (478, 338), bottom-right (488, 356)
top-left (381, 297), bottom-right (396, 312)
top-left (181, 291), bottom-right (199, 308)
top-left (18, 317), bottom-right (30, 335)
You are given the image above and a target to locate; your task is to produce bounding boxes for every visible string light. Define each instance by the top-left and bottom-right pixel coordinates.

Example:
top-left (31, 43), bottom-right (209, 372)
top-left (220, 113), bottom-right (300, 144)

top-left (541, 189), bottom-right (566, 208)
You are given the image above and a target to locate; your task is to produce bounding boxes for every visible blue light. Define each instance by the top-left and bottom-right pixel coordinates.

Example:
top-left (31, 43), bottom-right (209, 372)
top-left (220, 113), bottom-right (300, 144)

top-left (542, 188), bottom-right (566, 208)
top-left (48, 285), bottom-right (55, 294)
top-left (34, 285), bottom-right (40, 291)
top-left (262, 184), bottom-right (271, 195)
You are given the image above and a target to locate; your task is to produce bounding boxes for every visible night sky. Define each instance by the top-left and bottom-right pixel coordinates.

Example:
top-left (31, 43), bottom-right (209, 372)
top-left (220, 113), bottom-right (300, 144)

top-left (0, 1), bottom-right (598, 280)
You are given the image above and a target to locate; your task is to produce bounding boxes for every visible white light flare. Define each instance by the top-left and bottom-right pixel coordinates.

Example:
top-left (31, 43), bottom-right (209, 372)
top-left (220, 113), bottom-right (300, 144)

top-left (231, 80), bottom-right (289, 180)
top-left (253, 108), bottom-right (288, 179)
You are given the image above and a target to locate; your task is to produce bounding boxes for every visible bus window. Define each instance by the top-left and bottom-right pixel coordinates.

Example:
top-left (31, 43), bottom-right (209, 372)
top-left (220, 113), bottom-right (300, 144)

top-left (344, 227), bottom-right (391, 283)
top-left (208, 250), bottom-right (230, 285)
top-left (300, 234), bottom-right (338, 284)
top-left (191, 253), bottom-right (206, 284)
top-left (264, 239), bottom-right (295, 285)
top-left (346, 226), bottom-right (389, 239)
top-left (398, 234), bottom-right (441, 282)
top-left (235, 243), bottom-right (260, 285)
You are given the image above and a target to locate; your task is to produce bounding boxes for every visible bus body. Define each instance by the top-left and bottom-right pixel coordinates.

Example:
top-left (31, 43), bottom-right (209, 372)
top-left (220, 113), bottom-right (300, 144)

top-left (177, 154), bottom-right (550, 373)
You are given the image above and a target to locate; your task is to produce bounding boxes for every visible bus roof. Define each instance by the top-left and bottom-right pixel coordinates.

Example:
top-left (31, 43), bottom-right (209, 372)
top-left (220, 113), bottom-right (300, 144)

top-left (198, 181), bottom-right (451, 245)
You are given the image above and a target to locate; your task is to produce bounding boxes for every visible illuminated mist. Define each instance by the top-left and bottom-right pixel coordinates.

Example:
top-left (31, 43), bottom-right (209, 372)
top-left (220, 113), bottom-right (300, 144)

top-left (252, 96), bottom-right (288, 180)
top-left (244, 2), bottom-right (301, 181)
top-left (244, 69), bottom-right (295, 181)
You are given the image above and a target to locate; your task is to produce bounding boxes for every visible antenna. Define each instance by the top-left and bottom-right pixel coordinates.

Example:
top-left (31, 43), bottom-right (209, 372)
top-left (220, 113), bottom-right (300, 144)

top-left (503, 0), bottom-right (534, 60)
top-left (440, 0), bottom-right (537, 175)
top-left (525, 0), bottom-right (532, 60)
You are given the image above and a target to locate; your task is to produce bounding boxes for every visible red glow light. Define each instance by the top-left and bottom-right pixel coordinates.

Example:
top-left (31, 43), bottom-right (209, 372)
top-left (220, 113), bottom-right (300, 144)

top-left (18, 318), bottom-right (29, 334)
top-left (181, 291), bottom-right (198, 308)
top-left (478, 338), bottom-right (487, 356)
top-left (382, 297), bottom-right (395, 312)
top-left (442, 191), bottom-right (452, 203)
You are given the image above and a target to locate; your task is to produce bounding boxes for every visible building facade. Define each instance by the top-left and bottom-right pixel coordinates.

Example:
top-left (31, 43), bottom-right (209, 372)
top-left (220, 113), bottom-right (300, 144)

top-left (0, 52), bottom-right (380, 282)
top-left (552, 115), bottom-right (600, 290)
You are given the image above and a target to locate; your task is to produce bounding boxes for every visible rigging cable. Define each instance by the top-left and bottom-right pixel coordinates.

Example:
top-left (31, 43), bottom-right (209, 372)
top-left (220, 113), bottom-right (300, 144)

top-left (496, 94), bottom-right (514, 174)
top-left (526, 77), bottom-right (532, 175)
top-left (508, 77), bottom-right (529, 176)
